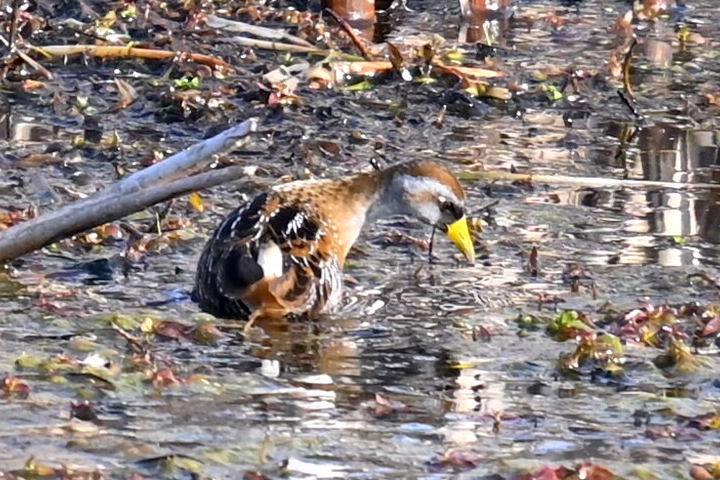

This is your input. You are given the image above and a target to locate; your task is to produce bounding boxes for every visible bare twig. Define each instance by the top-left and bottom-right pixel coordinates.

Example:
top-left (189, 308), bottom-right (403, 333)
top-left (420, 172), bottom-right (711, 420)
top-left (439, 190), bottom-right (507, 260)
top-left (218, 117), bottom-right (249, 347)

top-left (459, 169), bottom-right (720, 191)
top-left (111, 322), bottom-right (149, 354)
top-left (618, 37), bottom-right (641, 119)
top-left (433, 62), bottom-right (502, 80)
top-left (476, 199), bottom-right (499, 213)
top-left (222, 36), bottom-right (363, 62)
top-left (324, 8), bottom-right (371, 60)
top-left (16, 49), bottom-right (54, 79)
top-left (226, 35), bottom-right (334, 55)
top-left (8, 0), bottom-right (21, 52)
top-left (622, 37), bottom-right (637, 97)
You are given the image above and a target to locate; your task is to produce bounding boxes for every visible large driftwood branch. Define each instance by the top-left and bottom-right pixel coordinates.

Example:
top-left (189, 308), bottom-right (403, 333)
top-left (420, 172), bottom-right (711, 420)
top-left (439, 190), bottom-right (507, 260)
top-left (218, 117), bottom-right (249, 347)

top-left (0, 118), bottom-right (258, 263)
top-left (110, 118), bottom-right (256, 194)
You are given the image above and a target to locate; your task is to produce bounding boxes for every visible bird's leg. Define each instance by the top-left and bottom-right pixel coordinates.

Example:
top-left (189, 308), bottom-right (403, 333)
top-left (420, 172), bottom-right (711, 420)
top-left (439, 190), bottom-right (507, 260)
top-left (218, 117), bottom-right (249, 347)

top-left (428, 226), bottom-right (437, 265)
top-left (242, 307), bottom-right (287, 334)
top-left (243, 310), bottom-right (263, 334)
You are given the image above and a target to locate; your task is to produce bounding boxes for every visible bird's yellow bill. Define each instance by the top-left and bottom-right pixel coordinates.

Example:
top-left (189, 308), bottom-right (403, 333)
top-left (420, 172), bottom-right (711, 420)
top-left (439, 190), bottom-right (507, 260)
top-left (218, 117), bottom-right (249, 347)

top-left (446, 216), bottom-right (475, 264)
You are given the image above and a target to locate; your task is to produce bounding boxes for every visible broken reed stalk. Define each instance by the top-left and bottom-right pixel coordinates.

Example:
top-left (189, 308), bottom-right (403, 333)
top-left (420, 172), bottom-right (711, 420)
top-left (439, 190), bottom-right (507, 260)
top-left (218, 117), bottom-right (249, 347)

top-left (225, 37), bottom-right (364, 61)
top-left (226, 36), bottom-right (331, 55)
top-left (8, 0), bottom-right (22, 51)
top-left (461, 169), bottom-right (720, 191)
top-left (32, 45), bottom-right (232, 71)
top-left (0, 119), bottom-right (259, 263)
top-left (205, 14), bottom-right (314, 48)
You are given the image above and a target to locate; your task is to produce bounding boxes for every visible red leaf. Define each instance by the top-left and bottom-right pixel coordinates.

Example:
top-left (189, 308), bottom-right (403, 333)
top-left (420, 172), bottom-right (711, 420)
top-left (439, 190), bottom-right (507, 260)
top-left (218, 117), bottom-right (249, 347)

top-left (702, 317), bottom-right (720, 336)
top-left (152, 368), bottom-right (183, 388)
top-left (531, 465), bottom-right (573, 480)
top-left (153, 320), bottom-right (192, 341)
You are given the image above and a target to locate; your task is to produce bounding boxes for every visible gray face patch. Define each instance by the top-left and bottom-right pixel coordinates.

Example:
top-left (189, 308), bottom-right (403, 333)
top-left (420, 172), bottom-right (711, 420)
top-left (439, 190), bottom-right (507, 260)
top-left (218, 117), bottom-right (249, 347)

top-left (376, 174), bottom-right (462, 225)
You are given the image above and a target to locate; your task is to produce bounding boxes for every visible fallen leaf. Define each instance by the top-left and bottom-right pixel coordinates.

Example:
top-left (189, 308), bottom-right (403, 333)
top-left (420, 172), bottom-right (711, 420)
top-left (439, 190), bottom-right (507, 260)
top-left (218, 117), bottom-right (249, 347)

top-left (188, 191), bottom-right (204, 212)
top-left (426, 449), bottom-right (480, 472)
top-left (1, 375), bottom-right (31, 398)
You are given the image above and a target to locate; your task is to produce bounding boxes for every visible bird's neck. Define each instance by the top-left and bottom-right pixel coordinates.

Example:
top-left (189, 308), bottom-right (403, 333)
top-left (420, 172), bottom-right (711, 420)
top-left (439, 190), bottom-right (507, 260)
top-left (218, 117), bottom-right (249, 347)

top-left (320, 168), bottom-right (395, 264)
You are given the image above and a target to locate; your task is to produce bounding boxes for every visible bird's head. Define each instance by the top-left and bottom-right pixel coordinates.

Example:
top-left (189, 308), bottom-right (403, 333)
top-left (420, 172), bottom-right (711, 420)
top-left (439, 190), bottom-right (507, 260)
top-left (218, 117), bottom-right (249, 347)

top-left (380, 160), bottom-right (475, 263)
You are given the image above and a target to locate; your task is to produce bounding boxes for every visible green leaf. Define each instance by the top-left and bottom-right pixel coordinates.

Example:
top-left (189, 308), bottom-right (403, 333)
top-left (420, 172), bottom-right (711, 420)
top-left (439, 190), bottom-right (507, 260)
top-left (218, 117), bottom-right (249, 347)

top-left (343, 79), bottom-right (375, 91)
top-left (597, 333), bottom-right (624, 355)
top-left (547, 310), bottom-right (592, 339)
top-left (541, 83), bottom-right (563, 101)
top-left (174, 76), bottom-right (201, 90)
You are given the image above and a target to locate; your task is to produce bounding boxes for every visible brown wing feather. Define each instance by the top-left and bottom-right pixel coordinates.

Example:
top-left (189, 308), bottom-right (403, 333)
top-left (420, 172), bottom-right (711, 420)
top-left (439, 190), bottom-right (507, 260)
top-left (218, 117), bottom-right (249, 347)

top-left (267, 233), bottom-right (342, 316)
top-left (193, 191), bottom-right (343, 320)
top-left (193, 193), bottom-right (271, 318)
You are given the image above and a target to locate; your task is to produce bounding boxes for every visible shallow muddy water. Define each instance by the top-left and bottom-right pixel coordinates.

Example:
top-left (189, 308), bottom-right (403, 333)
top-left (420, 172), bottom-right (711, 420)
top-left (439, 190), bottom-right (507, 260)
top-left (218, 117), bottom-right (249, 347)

top-left (1, 0), bottom-right (720, 478)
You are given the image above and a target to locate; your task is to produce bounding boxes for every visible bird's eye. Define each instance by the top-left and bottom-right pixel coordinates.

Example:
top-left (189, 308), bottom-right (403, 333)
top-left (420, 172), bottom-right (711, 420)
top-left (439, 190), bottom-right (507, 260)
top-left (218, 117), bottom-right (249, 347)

top-left (440, 200), bottom-right (464, 220)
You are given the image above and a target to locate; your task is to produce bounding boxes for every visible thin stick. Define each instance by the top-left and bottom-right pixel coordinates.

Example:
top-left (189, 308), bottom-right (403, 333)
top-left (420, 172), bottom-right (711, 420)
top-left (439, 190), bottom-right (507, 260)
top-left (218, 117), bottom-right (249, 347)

top-left (622, 37), bottom-right (637, 98)
top-left (16, 49), bottom-right (54, 80)
top-left (8, 0), bottom-right (21, 51)
top-left (205, 14), bottom-right (315, 47)
top-left (227, 36), bottom-right (327, 54)
top-left (459, 170), bottom-right (720, 191)
top-left (223, 36), bottom-right (363, 60)
top-left (111, 323), bottom-right (148, 354)
top-left (476, 199), bottom-right (499, 214)
top-left (323, 8), bottom-right (371, 60)
top-left (618, 37), bottom-right (641, 119)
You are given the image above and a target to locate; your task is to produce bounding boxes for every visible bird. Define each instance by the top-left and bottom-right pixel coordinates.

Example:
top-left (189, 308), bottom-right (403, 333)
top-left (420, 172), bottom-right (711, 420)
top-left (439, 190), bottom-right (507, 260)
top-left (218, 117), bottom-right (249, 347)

top-left (192, 159), bottom-right (475, 328)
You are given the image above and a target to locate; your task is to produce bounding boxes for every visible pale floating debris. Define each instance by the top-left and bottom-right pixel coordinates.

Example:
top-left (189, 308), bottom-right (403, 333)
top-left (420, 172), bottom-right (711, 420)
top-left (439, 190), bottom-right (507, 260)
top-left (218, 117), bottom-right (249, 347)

top-left (294, 400), bottom-right (336, 411)
top-left (294, 373), bottom-right (333, 385)
top-left (282, 457), bottom-right (348, 478)
top-left (289, 389), bottom-right (336, 402)
top-left (81, 353), bottom-right (109, 368)
top-left (366, 299), bottom-right (385, 315)
top-left (243, 165), bottom-right (259, 177)
top-left (259, 359), bottom-right (280, 378)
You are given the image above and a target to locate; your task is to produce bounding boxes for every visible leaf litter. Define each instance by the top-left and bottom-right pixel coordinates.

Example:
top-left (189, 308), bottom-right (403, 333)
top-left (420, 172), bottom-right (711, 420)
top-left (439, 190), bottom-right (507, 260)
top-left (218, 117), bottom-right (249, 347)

top-left (1, 0), bottom-right (720, 478)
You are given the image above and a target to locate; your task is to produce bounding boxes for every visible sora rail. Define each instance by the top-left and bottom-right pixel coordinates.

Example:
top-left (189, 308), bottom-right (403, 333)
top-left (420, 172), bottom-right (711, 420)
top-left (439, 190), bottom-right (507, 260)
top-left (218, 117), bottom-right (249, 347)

top-left (193, 160), bottom-right (475, 325)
